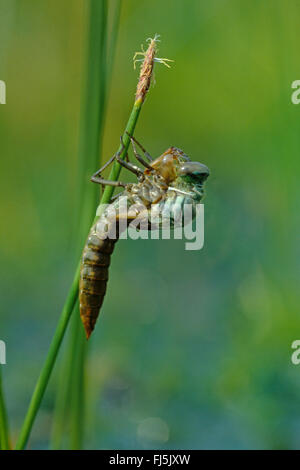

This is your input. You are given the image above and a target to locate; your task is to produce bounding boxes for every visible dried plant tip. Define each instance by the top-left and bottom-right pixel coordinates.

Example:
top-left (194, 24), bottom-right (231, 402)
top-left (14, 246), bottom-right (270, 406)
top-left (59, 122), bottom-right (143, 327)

top-left (134, 34), bottom-right (173, 104)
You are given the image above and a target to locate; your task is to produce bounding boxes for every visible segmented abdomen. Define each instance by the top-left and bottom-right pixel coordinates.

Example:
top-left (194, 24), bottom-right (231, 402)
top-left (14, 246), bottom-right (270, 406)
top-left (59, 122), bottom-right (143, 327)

top-left (79, 223), bottom-right (118, 339)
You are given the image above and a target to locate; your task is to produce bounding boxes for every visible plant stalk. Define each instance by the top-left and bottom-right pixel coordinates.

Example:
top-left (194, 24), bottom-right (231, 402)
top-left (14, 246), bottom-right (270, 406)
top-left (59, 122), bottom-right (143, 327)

top-left (15, 263), bottom-right (80, 450)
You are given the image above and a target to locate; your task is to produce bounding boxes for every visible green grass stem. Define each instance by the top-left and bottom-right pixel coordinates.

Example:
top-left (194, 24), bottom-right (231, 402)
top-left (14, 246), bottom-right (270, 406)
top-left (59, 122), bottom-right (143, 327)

top-left (15, 263), bottom-right (80, 450)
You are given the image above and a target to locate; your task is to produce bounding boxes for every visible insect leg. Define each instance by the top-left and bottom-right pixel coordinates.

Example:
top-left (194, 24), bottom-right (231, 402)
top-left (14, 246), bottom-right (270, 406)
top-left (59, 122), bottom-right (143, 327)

top-left (126, 132), bottom-right (153, 162)
top-left (93, 153), bottom-right (117, 177)
top-left (129, 137), bottom-right (153, 171)
top-left (91, 158), bottom-right (126, 186)
top-left (110, 192), bottom-right (123, 202)
top-left (91, 175), bottom-right (126, 187)
top-left (116, 152), bottom-right (143, 177)
top-left (91, 153), bottom-right (117, 186)
top-left (91, 143), bottom-right (128, 187)
top-left (112, 135), bottom-right (144, 177)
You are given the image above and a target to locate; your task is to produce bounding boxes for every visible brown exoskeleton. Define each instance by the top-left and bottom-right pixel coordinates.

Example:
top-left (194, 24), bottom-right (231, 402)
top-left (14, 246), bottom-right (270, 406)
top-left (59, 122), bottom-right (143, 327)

top-left (79, 135), bottom-right (209, 338)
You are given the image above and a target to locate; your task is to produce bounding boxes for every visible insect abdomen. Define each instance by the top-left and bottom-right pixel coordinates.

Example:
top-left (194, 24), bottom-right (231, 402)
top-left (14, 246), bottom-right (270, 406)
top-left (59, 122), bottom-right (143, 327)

top-left (79, 226), bottom-right (118, 339)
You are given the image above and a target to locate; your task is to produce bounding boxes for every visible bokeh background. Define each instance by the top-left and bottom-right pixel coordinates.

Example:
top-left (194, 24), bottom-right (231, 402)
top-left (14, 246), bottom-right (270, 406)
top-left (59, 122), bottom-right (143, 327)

top-left (1, 0), bottom-right (300, 450)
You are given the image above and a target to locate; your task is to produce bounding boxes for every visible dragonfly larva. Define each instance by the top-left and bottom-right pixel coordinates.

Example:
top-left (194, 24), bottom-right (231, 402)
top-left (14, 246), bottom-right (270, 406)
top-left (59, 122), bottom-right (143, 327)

top-left (79, 136), bottom-right (209, 338)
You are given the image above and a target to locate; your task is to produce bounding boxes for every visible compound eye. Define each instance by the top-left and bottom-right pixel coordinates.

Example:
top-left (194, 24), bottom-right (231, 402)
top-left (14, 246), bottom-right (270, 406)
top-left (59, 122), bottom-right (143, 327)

top-left (192, 171), bottom-right (209, 182)
top-left (179, 162), bottom-right (210, 177)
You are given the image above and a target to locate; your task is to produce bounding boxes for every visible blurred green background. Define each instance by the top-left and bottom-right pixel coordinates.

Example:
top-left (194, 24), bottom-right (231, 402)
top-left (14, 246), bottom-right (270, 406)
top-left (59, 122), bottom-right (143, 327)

top-left (0, 0), bottom-right (300, 450)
